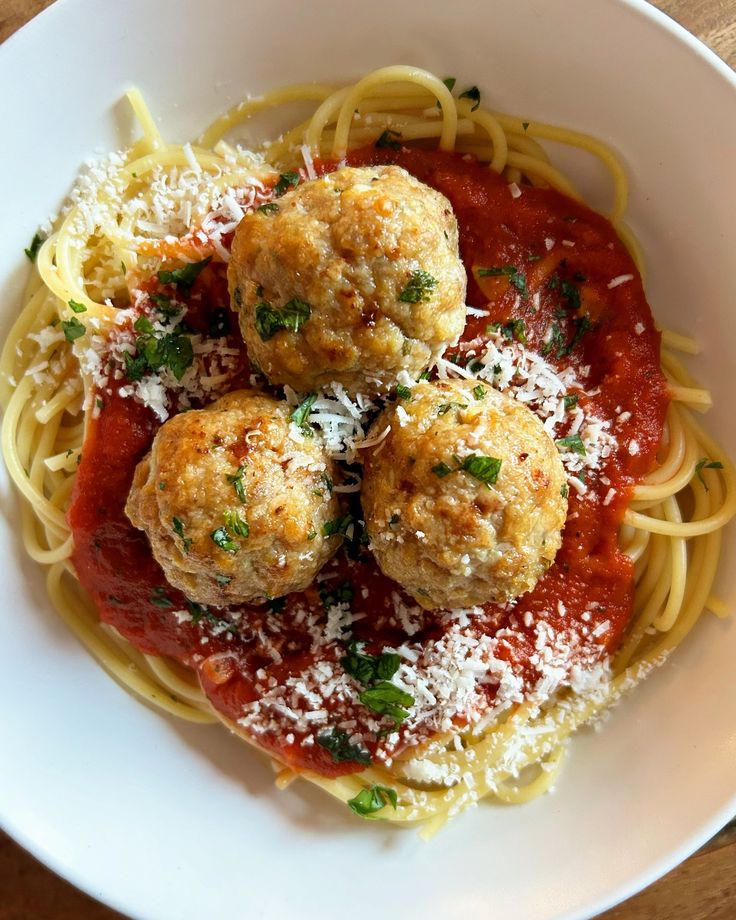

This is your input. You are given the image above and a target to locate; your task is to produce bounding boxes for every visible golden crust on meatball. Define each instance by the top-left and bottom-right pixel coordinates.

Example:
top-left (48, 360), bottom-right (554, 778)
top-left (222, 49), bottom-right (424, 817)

top-left (228, 165), bottom-right (467, 396)
top-left (361, 380), bottom-right (568, 609)
top-left (125, 390), bottom-right (343, 606)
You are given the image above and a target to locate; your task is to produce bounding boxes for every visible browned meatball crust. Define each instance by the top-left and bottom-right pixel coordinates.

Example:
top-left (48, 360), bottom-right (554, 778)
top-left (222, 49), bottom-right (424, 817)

top-left (361, 380), bottom-right (568, 609)
top-left (228, 165), bottom-right (467, 396)
top-left (125, 390), bottom-right (343, 606)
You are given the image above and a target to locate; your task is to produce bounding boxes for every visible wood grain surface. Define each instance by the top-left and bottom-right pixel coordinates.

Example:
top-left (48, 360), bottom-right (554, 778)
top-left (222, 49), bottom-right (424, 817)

top-left (0, 0), bottom-right (734, 918)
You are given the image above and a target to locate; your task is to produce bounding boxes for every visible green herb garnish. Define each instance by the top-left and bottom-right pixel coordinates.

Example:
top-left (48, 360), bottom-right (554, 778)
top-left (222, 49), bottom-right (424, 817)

top-left (556, 433), bottom-right (586, 456)
top-left (489, 318), bottom-right (527, 344)
top-left (341, 641), bottom-right (400, 686)
top-left (472, 385), bottom-right (486, 400)
top-left (211, 526), bottom-right (238, 553)
top-left (320, 580), bottom-right (354, 610)
top-left (460, 454), bottom-right (502, 485)
top-left (322, 514), bottom-right (354, 537)
top-left (348, 785), bottom-right (398, 817)
top-left (226, 465), bottom-right (246, 503)
top-left (359, 682), bottom-right (414, 725)
top-left (150, 586), bottom-right (173, 608)
top-left (223, 509), bottom-right (249, 538)
top-left (478, 265), bottom-right (528, 298)
top-left (290, 392), bottom-right (317, 429)
top-left (395, 384), bottom-right (412, 400)
top-left (695, 457), bottom-right (724, 491)
top-left (68, 299), bottom-right (87, 314)
top-left (24, 231), bottom-right (45, 262)
top-left (172, 517), bottom-right (193, 552)
top-left (273, 172), bottom-right (300, 197)
top-left (157, 256), bottom-right (211, 290)
top-left (398, 270), bottom-right (437, 304)
top-left (432, 462), bottom-right (453, 478)
top-left (61, 317), bottom-right (86, 342)
top-left (459, 85), bottom-right (481, 111)
top-left (254, 298), bottom-right (311, 340)
top-left (564, 394), bottom-right (578, 411)
top-left (257, 202), bottom-right (280, 214)
top-left (437, 401), bottom-right (467, 415)
top-left (375, 129), bottom-right (402, 150)
top-left (317, 729), bottom-right (372, 766)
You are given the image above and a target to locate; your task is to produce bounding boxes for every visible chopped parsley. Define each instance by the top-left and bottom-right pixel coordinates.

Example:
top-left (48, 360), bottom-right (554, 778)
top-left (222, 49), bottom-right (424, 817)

top-left (172, 517), bottom-right (192, 552)
top-left (695, 457), bottom-right (724, 491)
top-left (157, 256), bottom-right (211, 290)
top-left (24, 231), bottom-right (45, 262)
top-left (437, 401), bottom-right (467, 415)
top-left (560, 279), bottom-right (582, 309)
top-left (564, 393), bottom-right (578, 411)
top-left (223, 509), bottom-right (249, 538)
top-left (541, 322), bottom-right (566, 358)
top-left (215, 574), bottom-right (232, 587)
top-left (317, 729), bottom-right (371, 766)
top-left (341, 641), bottom-right (400, 686)
top-left (556, 433), bottom-right (586, 456)
top-left (459, 85), bottom-right (481, 111)
top-left (560, 484), bottom-right (569, 499)
top-left (375, 129), bottom-right (402, 150)
top-left (290, 392), bottom-right (317, 429)
top-left (211, 526), bottom-right (238, 553)
top-left (478, 265), bottom-right (528, 298)
top-left (398, 270), bottom-right (437, 304)
top-left (68, 299), bottom-right (87, 314)
top-left (472, 384), bottom-right (486, 400)
top-left (226, 465), bottom-right (246, 503)
top-left (348, 785), bottom-right (398, 817)
top-left (125, 327), bottom-right (194, 381)
top-left (320, 580), bottom-right (354, 610)
top-left (567, 314), bottom-right (593, 354)
top-left (257, 202), bottom-right (280, 214)
top-left (488, 318), bottom-right (527, 344)
top-left (460, 454), bottom-right (502, 485)
top-left (61, 317), bottom-right (86, 342)
top-left (436, 77), bottom-right (457, 108)
top-left (322, 513), bottom-right (354, 537)
top-left (273, 171), bottom-right (300, 197)
top-left (395, 384), bottom-right (412, 400)
top-left (359, 682), bottom-right (414, 726)
top-left (433, 454), bottom-right (502, 486)
top-left (150, 586), bottom-right (173, 608)
top-left (254, 298), bottom-right (311, 341)
top-left (95, 397), bottom-right (104, 410)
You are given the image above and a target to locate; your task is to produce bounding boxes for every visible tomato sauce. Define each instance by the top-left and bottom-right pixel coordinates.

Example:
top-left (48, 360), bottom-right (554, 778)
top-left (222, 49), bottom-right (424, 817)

top-left (67, 148), bottom-right (669, 778)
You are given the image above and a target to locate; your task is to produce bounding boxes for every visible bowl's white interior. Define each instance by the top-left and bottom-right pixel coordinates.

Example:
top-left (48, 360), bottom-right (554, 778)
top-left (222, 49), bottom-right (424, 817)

top-left (1, 1), bottom-right (735, 919)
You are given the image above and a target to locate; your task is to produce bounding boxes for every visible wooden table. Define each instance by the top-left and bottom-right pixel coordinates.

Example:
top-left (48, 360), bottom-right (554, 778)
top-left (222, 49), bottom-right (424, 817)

top-left (1, 0), bottom-right (735, 917)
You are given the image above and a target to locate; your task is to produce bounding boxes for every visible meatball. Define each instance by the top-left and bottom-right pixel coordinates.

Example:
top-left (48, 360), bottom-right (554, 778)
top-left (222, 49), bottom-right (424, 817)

top-left (125, 390), bottom-right (343, 606)
top-left (361, 380), bottom-right (567, 609)
top-left (228, 165), bottom-right (467, 396)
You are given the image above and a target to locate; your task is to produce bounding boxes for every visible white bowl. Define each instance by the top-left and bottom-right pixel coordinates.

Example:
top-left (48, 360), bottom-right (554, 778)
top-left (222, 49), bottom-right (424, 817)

top-left (1, 1), bottom-right (735, 919)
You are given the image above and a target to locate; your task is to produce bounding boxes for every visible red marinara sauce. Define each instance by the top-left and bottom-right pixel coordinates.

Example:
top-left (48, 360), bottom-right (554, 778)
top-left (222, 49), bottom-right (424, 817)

top-left (67, 148), bottom-right (669, 778)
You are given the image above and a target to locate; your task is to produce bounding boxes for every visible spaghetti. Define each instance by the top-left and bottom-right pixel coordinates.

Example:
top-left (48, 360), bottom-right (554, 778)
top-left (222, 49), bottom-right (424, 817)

top-left (2, 66), bottom-right (734, 835)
